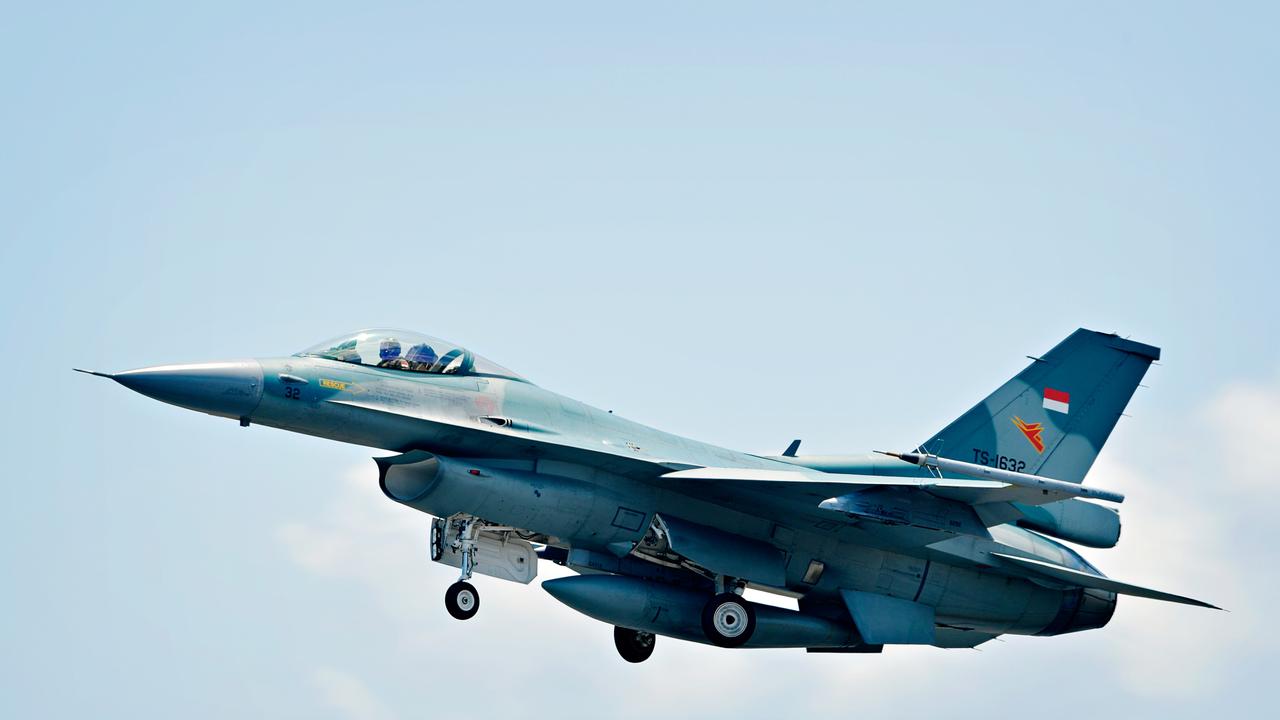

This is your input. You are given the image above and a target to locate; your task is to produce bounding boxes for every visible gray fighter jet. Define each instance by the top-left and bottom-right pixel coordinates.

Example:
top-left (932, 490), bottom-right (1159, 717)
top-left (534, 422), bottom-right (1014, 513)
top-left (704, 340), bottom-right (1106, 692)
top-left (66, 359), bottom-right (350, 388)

top-left (78, 328), bottom-right (1216, 662)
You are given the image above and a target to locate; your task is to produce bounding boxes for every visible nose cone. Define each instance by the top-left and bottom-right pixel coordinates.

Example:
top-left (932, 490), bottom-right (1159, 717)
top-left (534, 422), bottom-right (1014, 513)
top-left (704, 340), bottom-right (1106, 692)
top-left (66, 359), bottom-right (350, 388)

top-left (113, 360), bottom-right (264, 420)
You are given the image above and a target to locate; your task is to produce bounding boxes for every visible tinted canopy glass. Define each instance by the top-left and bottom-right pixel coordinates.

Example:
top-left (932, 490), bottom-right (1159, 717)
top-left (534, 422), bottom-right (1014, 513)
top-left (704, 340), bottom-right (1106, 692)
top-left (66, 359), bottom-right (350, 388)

top-left (296, 329), bottom-right (521, 380)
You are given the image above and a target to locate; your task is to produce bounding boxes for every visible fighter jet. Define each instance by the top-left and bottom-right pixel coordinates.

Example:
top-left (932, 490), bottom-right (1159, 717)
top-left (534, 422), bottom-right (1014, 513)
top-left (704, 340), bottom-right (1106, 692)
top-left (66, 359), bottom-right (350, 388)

top-left (77, 328), bottom-right (1216, 662)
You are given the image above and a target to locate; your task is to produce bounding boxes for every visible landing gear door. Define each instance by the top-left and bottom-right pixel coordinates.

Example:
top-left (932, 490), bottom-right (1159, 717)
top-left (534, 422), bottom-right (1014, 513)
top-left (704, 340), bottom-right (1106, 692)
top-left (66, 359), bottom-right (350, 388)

top-left (431, 517), bottom-right (538, 584)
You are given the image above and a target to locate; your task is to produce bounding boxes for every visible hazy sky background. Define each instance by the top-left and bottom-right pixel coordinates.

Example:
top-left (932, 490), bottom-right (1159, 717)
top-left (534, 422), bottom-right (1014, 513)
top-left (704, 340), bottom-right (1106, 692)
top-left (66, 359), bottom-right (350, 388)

top-left (3, 3), bottom-right (1278, 718)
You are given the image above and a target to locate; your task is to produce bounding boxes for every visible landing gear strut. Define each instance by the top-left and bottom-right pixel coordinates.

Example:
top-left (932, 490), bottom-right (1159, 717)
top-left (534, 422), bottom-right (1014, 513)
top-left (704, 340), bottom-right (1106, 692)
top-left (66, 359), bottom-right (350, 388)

top-left (445, 518), bottom-right (481, 620)
top-left (613, 626), bottom-right (656, 663)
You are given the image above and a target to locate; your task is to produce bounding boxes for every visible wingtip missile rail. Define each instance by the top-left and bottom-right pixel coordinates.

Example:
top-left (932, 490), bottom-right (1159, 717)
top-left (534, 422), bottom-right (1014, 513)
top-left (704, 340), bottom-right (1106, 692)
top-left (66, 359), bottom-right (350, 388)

top-left (876, 451), bottom-right (1125, 504)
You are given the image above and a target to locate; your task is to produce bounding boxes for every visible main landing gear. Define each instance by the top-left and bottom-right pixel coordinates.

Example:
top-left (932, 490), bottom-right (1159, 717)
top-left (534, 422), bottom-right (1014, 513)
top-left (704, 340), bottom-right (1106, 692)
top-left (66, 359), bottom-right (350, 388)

top-left (431, 514), bottom-right (539, 621)
top-left (611, 585), bottom-right (755, 661)
top-left (701, 578), bottom-right (757, 647)
top-left (613, 626), bottom-right (657, 663)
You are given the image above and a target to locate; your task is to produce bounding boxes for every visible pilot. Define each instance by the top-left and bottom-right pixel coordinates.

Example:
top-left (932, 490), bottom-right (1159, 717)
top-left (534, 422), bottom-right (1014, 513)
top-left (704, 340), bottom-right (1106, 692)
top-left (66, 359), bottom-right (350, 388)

top-left (405, 343), bottom-right (438, 372)
top-left (377, 338), bottom-right (411, 370)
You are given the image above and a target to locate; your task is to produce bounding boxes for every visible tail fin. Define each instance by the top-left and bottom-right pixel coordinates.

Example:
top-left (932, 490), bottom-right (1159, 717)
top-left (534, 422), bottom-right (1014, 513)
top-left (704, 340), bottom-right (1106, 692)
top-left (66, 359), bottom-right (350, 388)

top-left (922, 329), bottom-right (1159, 483)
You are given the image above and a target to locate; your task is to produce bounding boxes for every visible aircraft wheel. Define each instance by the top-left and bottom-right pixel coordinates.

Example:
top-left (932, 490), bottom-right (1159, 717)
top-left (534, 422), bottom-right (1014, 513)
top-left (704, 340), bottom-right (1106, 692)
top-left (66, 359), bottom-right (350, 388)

top-left (613, 626), bottom-right (656, 663)
top-left (445, 581), bottom-right (480, 620)
top-left (701, 593), bottom-right (756, 647)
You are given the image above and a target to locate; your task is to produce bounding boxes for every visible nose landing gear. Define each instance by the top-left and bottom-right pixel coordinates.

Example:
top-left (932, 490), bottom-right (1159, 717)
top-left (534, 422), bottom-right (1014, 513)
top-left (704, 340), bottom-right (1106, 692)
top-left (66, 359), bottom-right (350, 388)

top-left (445, 517), bottom-right (481, 620)
top-left (445, 581), bottom-right (480, 620)
top-left (429, 514), bottom-right (541, 621)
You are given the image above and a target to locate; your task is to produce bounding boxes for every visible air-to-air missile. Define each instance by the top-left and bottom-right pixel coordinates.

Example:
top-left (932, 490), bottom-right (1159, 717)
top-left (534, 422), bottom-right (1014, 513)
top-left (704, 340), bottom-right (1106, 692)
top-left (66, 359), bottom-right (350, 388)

top-left (878, 451), bottom-right (1126, 504)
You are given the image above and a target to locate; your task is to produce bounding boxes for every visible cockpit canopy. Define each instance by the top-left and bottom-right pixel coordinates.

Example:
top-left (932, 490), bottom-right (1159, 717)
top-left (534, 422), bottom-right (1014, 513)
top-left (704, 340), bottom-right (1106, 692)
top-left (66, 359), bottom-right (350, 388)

top-left (296, 329), bottom-right (522, 380)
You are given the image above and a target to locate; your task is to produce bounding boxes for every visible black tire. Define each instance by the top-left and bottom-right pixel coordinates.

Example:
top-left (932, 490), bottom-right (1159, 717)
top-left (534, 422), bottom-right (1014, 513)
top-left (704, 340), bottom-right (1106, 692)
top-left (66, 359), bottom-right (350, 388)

top-left (701, 593), bottom-right (756, 647)
top-left (613, 626), bottom-right (657, 663)
top-left (445, 581), bottom-right (480, 620)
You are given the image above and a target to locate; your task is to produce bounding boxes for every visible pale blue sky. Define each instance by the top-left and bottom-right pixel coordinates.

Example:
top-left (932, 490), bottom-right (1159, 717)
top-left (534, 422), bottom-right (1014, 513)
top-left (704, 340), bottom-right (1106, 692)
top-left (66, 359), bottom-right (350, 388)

top-left (3, 3), bottom-right (1278, 718)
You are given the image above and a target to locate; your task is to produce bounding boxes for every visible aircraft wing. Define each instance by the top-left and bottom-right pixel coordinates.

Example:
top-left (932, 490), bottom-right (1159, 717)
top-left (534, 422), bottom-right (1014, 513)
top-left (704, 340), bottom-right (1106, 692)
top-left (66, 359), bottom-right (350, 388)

top-left (990, 552), bottom-right (1220, 609)
top-left (324, 398), bottom-right (700, 478)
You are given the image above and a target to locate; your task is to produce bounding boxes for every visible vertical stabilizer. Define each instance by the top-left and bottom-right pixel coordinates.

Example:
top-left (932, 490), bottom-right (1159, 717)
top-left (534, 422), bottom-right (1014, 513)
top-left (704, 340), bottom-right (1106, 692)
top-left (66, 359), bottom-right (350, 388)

top-left (921, 329), bottom-right (1159, 483)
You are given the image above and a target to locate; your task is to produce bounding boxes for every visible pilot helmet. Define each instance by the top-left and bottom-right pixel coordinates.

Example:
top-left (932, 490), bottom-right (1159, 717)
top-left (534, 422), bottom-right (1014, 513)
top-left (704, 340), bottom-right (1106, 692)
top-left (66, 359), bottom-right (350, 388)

top-left (406, 343), bottom-right (438, 365)
top-left (379, 338), bottom-right (402, 360)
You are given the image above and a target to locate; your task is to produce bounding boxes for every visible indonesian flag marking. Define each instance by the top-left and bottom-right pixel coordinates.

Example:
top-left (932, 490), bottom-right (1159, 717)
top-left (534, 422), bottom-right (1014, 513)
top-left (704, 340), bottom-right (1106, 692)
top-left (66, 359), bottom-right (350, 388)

top-left (1044, 387), bottom-right (1070, 414)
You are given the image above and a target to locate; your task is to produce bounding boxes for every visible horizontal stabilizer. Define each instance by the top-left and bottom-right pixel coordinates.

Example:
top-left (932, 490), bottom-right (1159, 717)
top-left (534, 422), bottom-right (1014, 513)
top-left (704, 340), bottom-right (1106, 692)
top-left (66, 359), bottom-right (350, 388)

top-left (991, 552), bottom-right (1220, 609)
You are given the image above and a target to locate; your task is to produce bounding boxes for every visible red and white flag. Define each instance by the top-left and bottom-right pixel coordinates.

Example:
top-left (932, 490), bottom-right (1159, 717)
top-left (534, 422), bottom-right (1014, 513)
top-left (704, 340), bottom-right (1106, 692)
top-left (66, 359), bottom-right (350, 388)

top-left (1043, 387), bottom-right (1070, 414)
